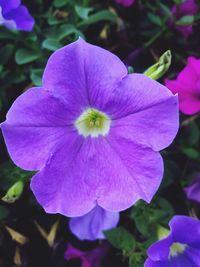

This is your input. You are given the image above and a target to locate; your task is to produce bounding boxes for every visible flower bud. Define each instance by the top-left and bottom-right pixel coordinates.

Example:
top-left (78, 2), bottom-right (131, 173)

top-left (144, 50), bottom-right (172, 80)
top-left (2, 181), bottom-right (24, 203)
top-left (157, 225), bottom-right (170, 240)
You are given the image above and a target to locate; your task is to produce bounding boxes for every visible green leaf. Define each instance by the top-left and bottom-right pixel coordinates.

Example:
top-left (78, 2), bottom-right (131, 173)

top-left (157, 2), bottom-right (171, 17)
top-left (75, 5), bottom-right (93, 20)
top-left (0, 28), bottom-right (19, 40)
top-left (148, 13), bottom-right (163, 26)
top-left (176, 15), bottom-right (194, 26)
top-left (15, 48), bottom-right (40, 65)
top-left (128, 66), bottom-right (134, 74)
top-left (0, 205), bottom-right (9, 221)
top-left (187, 121), bottom-right (200, 146)
top-left (182, 148), bottom-right (200, 159)
top-left (30, 69), bottom-right (43, 86)
top-left (53, 0), bottom-right (68, 8)
top-left (78, 10), bottom-right (117, 27)
top-left (173, 0), bottom-right (183, 4)
top-left (48, 13), bottom-right (61, 25)
top-left (0, 162), bottom-right (33, 189)
top-left (104, 227), bottom-right (135, 253)
top-left (42, 38), bottom-right (62, 51)
top-left (131, 198), bottom-right (174, 238)
top-left (45, 24), bottom-right (80, 41)
top-left (0, 44), bottom-right (15, 65)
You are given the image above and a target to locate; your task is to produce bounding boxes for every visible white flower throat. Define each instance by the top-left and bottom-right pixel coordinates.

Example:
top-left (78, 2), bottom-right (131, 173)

top-left (75, 108), bottom-right (111, 138)
top-left (169, 242), bottom-right (187, 257)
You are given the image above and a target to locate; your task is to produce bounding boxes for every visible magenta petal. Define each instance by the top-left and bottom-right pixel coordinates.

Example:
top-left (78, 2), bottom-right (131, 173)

top-left (177, 0), bottom-right (198, 15)
top-left (1, 88), bottom-right (75, 171)
top-left (187, 56), bottom-right (200, 76)
top-left (64, 243), bottom-right (109, 267)
top-left (69, 206), bottom-right (119, 240)
top-left (177, 57), bottom-right (199, 86)
top-left (165, 79), bottom-right (183, 94)
top-left (115, 0), bottom-right (135, 7)
top-left (165, 56), bottom-right (200, 115)
top-left (178, 93), bottom-right (200, 115)
top-left (105, 74), bottom-right (179, 151)
top-left (43, 38), bottom-right (127, 110)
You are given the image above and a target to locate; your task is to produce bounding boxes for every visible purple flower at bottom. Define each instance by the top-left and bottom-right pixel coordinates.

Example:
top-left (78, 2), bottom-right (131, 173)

top-left (64, 243), bottom-right (109, 267)
top-left (185, 174), bottom-right (200, 203)
top-left (145, 216), bottom-right (200, 267)
top-left (171, 0), bottom-right (198, 38)
top-left (69, 206), bottom-right (119, 241)
top-left (115, 0), bottom-right (135, 6)
top-left (0, 0), bottom-right (34, 31)
top-left (1, 38), bottom-right (179, 218)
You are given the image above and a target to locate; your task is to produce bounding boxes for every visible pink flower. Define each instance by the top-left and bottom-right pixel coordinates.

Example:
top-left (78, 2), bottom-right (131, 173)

top-left (115, 0), bottom-right (135, 7)
top-left (64, 243), bottom-right (109, 267)
top-left (171, 0), bottom-right (198, 38)
top-left (165, 57), bottom-right (200, 115)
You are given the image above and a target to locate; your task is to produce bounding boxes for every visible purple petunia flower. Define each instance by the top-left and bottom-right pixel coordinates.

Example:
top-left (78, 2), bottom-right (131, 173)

top-left (185, 174), bottom-right (200, 203)
top-left (69, 206), bottom-right (119, 241)
top-left (145, 215), bottom-right (200, 267)
top-left (171, 0), bottom-right (198, 38)
top-left (115, 0), bottom-right (135, 7)
top-left (1, 38), bottom-right (179, 217)
top-left (165, 57), bottom-right (200, 115)
top-left (64, 243), bottom-right (109, 267)
top-left (0, 0), bottom-right (34, 31)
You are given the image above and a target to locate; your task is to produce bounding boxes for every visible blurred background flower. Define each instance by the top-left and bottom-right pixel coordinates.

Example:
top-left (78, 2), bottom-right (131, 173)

top-left (0, 0), bottom-right (34, 31)
top-left (165, 57), bottom-right (200, 115)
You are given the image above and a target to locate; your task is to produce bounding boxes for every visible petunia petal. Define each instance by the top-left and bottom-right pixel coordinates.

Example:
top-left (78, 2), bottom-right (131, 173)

top-left (0, 0), bottom-right (20, 14)
top-left (144, 258), bottom-right (168, 267)
top-left (146, 235), bottom-right (172, 261)
top-left (185, 175), bottom-right (200, 203)
top-left (1, 87), bottom-right (76, 170)
top-left (178, 92), bottom-right (200, 115)
top-left (170, 216), bottom-right (200, 249)
top-left (98, 136), bottom-right (164, 210)
top-left (42, 38), bottom-right (127, 110)
top-left (4, 5), bottom-right (34, 31)
top-left (183, 247), bottom-right (200, 266)
top-left (177, 57), bottom-right (199, 86)
top-left (31, 137), bottom-right (97, 217)
top-left (187, 56), bottom-right (200, 76)
top-left (169, 251), bottom-right (198, 267)
top-left (31, 135), bottom-right (163, 216)
top-left (105, 74), bottom-right (179, 151)
top-left (115, 0), bottom-right (135, 7)
top-left (69, 206), bottom-right (119, 240)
